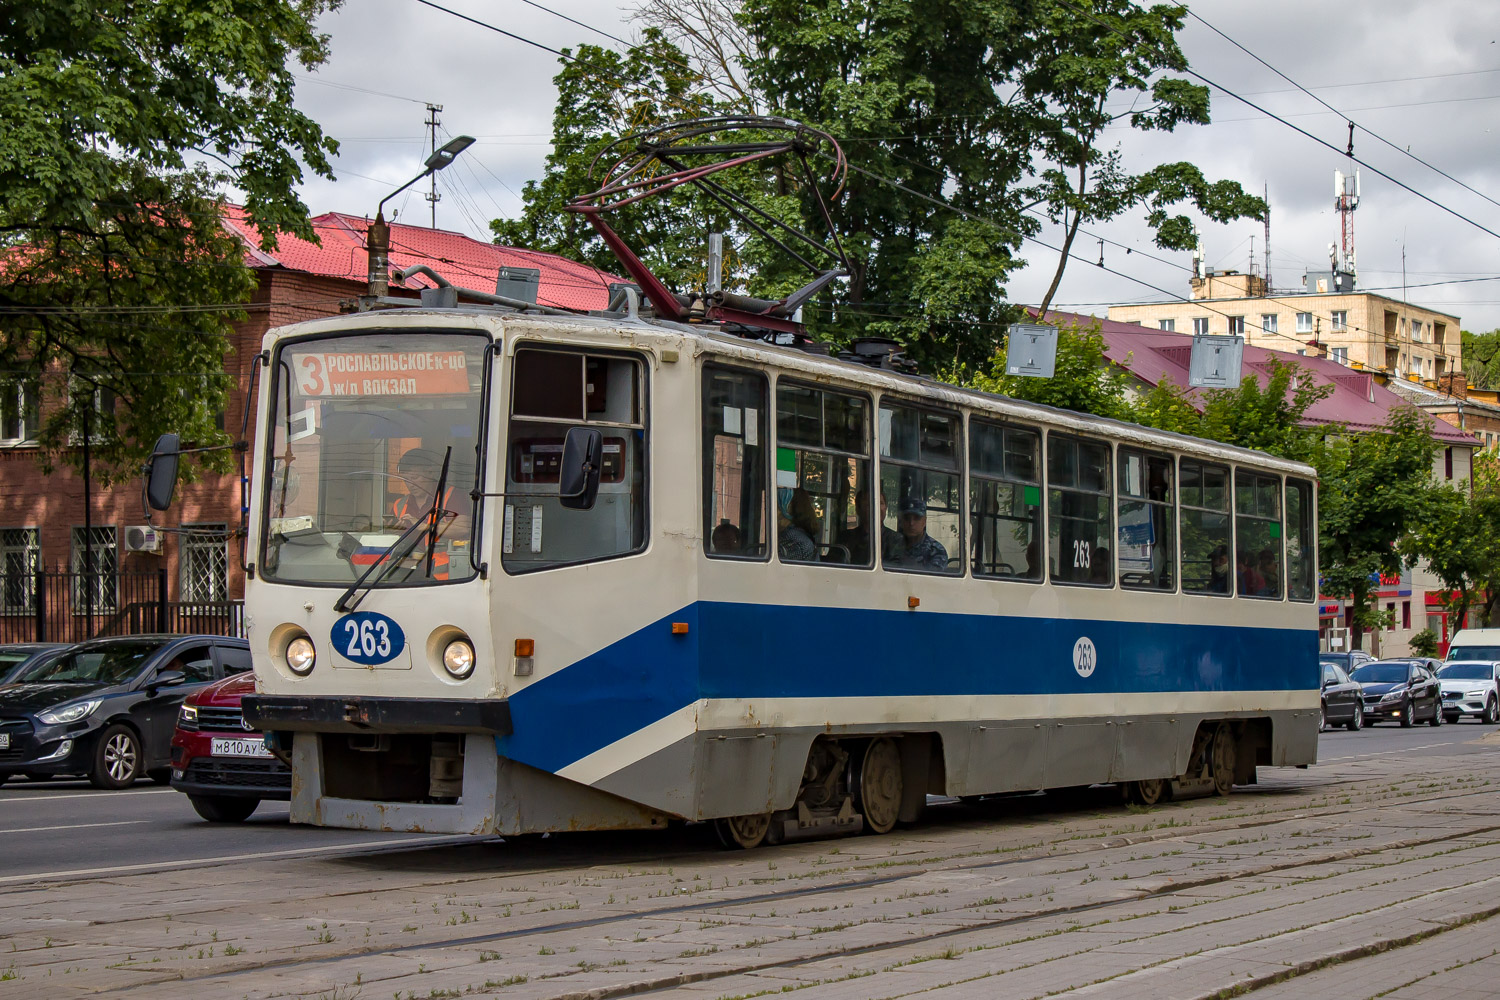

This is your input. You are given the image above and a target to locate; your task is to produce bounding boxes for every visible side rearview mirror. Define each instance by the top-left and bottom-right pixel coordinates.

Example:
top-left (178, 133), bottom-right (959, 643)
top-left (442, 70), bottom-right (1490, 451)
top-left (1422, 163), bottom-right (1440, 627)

top-left (145, 433), bottom-right (181, 511)
top-left (152, 669), bottom-right (186, 689)
top-left (559, 426), bottom-right (604, 511)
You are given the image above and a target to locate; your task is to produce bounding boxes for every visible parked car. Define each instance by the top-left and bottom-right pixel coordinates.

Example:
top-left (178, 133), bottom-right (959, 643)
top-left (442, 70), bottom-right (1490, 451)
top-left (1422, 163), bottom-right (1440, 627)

top-left (1446, 629), bottom-right (1500, 662)
top-left (170, 671), bottom-right (289, 822)
top-left (0, 634), bottom-right (251, 788)
top-left (1351, 658), bottom-right (1444, 727)
top-left (1319, 650), bottom-right (1376, 675)
top-left (1438, 660), bottom-right (1500, 723)
top-left (0, 643), bottom-right (67, 685)
top-left (1320, 660), bottom-right (1365, 731)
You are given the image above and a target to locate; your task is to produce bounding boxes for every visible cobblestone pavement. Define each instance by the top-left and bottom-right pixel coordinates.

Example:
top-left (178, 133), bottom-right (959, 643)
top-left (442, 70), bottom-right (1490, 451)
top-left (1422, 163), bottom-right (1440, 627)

top-left (4, 733), bottom-right (1500, 999)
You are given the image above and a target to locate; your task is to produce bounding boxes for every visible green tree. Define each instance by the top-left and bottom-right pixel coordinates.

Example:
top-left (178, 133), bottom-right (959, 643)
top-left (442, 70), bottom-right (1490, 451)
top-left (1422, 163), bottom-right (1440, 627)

top-left (1315, 406), bottom-right (1440, 649)
top-left (1402, 449), bottom-right (1500, 630)
top-left (1460, 329), bottom-right (1500, 390)
top-left (0, 1), bottom-right (340, 481)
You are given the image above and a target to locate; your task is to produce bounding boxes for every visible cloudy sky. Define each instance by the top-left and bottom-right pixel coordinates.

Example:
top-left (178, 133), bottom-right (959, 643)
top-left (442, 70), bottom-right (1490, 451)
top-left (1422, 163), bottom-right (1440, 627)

top-left (281, 0), bottom-right (1500, 333)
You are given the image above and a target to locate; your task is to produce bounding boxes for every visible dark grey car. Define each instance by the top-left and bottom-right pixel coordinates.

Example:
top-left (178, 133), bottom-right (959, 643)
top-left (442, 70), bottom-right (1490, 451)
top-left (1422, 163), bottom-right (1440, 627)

top-left (0, 635), bottom-right (251, 788)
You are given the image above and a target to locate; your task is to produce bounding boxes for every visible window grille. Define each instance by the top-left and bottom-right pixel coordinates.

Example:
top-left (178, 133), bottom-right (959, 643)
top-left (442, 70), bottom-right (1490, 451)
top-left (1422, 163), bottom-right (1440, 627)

top-left (181, 524), bottom-right (230, 603)
top-left (0, 528), bottom-right (39, 612)
top-left (71, 526), bottom-right (117, 613)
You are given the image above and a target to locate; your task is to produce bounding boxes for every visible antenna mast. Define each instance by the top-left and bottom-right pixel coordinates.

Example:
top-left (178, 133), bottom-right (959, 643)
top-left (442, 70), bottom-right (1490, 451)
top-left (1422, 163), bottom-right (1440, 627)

top-left (1334, 122), bottom-right (1360, 286)
top-left (424, 103), bottom-right (444, 228)
top-left (1263, 184), bottom-right (1271, 294)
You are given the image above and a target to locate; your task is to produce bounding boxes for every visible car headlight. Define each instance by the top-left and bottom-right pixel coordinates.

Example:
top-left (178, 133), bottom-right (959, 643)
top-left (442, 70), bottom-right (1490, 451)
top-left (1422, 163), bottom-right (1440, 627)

top-left (179, 704), bottom-right (199, 726)
top-left (39, 700), bottom-right (102, 725)
top-left (1378, 691), bottom-right (1402, 702)
top-left (442, 639), bottom-right (476, 679)
top-left (286, 636), bottom-right (316, 675)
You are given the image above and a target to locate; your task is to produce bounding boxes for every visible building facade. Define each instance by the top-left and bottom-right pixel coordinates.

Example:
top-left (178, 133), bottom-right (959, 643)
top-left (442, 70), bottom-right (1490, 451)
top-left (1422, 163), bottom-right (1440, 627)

top-left (1107, 271), bottom-right (1463, 387)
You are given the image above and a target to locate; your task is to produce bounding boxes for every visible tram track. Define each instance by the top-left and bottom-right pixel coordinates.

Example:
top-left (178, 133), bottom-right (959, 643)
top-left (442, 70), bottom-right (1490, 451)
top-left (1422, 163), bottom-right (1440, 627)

top-left (83, 775), bottom-right (1500, 997)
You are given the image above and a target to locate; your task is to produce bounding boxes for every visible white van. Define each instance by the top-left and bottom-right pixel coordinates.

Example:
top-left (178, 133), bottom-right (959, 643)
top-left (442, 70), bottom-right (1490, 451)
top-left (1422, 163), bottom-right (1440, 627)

top-left (1445, 628), bottom-right (1500, 661)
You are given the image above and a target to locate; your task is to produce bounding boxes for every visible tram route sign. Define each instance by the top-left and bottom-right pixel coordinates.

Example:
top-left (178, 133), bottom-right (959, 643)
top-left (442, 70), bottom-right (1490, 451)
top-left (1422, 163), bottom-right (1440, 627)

top-left (1005, 324), bottom-right (1058, 379)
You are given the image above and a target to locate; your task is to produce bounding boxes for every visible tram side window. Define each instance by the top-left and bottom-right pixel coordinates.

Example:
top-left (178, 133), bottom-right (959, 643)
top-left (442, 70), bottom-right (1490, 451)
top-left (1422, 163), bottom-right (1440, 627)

top-left (878, 402), bottom-right (961, 575)
top-left (1180, 460), bottom-right (1231, 595)
top-left (1235, 469), bottom-right (1283, 599)
top-left (970, 419), bottom-right (1042, 581)
top-left (1117, 449), bottom-right (1175, 592)
top-left (775, 382), bottom-right (871, 567)
top-left (1286, 478), bottom-right (1315, 601)
top-left (502, 348), bottom-right (646, 573)
top-left (702, 365), bottom-right (768, 559)
top-left (1048, 435), bottom-right (1112, 586)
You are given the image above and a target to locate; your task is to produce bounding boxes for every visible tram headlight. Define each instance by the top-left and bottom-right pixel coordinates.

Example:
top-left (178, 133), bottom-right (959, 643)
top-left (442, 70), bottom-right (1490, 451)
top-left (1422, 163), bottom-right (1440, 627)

top-left (286, 636), bottom-right (317, 675)
top-left (442, 639), bottom-right (476, 679)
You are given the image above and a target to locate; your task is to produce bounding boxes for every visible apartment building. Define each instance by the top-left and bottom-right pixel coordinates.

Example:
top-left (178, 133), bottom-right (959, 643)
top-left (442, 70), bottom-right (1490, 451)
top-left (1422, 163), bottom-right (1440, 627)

top-left (1107, 270), bottom-right (1463, 387)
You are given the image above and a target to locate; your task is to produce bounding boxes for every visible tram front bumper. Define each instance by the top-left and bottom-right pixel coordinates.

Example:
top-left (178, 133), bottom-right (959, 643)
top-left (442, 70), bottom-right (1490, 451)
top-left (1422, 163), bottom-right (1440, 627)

top-left (241, 695), bottom-right (511, 736)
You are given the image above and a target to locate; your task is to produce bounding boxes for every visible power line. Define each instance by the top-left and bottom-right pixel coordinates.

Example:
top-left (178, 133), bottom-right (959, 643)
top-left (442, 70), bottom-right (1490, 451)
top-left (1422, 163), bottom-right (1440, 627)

top-left (514, 0), bottom-right (634, 50)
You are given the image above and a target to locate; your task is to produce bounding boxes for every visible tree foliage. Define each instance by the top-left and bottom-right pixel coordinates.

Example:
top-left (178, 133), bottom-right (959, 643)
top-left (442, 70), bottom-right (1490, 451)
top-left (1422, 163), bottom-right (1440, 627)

top-left (1402, 449), bottom-right (1500, 630)
top-left (1460, 329), bottom-right (1500, 390)
top-left (0, 1), bottom-right (340, 481)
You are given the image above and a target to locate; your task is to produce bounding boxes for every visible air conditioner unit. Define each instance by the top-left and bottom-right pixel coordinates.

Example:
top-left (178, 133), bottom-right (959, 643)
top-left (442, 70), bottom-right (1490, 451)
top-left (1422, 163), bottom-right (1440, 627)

top-left (124, 525), bottom-right (161, 553)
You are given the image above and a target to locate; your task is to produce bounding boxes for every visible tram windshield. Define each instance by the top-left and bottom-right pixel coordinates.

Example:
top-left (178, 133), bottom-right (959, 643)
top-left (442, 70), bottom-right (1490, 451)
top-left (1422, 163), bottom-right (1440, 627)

top-left (261, 331), bottom-right (488, 587)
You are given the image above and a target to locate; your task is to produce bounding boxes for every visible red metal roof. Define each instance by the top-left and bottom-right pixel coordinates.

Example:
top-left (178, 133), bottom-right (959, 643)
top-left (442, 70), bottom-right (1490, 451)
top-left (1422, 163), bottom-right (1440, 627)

top-left (220, 205), bottom-right (621, 311)
top-left (1042, 311), bottom-right (1475, 446)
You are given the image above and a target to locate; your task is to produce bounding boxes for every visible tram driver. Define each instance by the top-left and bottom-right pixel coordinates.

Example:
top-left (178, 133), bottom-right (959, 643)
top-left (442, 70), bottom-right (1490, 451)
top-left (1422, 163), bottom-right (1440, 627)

top-left (390, 447), bottom-right (468, 580)
top-left (885, 495), bottom-right (948, 571)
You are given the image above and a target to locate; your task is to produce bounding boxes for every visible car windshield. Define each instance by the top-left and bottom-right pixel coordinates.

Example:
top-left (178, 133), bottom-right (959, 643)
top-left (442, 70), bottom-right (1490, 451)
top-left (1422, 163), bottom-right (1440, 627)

top-left (262, 331), bottom-right (488, 588)
top-left (0, 650), bottom-right (31, 669)
top-left (1448, 645), bottom-right (1500, 661)
top-left (1438, 662), bottom-right (1494, 680)
top-left (22, 641), bottom-right (160, 684)
top-left (1350, 663), bottom-right (1409, 684)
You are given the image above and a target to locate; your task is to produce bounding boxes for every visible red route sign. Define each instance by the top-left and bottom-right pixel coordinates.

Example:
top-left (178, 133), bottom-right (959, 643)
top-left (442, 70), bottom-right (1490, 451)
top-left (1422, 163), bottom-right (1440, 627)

top-left (294, 350), bottom-right (469, 397)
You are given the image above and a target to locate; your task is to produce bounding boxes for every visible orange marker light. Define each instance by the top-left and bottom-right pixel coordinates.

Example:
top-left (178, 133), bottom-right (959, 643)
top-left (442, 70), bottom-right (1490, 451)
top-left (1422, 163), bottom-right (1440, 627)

top-left (515, 638), bottom-right (535, 657)
top-left (907, 596), bottom-right (920, 609)
top-left (671, 622), bottom-right (690, 635)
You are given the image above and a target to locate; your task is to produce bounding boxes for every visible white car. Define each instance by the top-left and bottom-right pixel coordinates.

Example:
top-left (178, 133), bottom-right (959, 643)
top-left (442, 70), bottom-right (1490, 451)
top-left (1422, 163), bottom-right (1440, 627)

top-left (1437, 660), bottom-right (1500, 724)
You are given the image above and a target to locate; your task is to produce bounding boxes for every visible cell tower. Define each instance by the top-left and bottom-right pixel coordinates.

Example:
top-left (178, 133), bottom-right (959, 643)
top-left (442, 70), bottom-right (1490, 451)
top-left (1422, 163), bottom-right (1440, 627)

top-left (1333, 167), bottom-right (1360, 284)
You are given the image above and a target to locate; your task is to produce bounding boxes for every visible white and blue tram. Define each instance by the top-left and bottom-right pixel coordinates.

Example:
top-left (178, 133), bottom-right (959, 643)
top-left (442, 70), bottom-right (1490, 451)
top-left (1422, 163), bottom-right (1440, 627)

top-left (220, 302), bottom-right (1318, 845)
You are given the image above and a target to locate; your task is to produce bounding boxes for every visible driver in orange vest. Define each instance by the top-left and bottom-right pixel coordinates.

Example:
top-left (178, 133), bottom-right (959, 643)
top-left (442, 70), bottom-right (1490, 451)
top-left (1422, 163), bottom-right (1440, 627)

top-left (392, 448), bottom-right (460, 580)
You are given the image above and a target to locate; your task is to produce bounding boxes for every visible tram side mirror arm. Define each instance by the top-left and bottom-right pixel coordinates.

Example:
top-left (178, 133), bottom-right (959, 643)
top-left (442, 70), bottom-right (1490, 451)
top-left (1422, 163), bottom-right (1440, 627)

top-left (144, 433), bottom-right (181, 511)
top-left (559, 427), bottom-right (603, 510)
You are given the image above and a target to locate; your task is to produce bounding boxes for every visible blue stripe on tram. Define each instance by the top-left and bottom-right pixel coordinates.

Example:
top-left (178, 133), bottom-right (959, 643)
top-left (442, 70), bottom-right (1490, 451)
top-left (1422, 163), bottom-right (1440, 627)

top-left (496, 601), bottom-right (1318, 775)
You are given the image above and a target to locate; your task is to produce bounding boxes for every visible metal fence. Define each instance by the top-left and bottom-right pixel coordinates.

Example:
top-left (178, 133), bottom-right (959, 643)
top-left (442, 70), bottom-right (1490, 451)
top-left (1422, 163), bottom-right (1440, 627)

top-left (0, 569), bottom-right (244, 644)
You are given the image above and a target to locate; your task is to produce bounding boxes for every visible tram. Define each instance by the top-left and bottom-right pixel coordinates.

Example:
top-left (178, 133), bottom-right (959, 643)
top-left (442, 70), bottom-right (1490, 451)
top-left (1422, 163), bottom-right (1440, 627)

top-left (148, 290), bottom-right (1319, 847)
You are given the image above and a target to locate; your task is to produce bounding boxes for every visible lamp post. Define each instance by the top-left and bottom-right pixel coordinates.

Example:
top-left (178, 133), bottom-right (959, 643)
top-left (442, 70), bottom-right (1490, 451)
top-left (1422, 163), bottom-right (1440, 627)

top-left (366, 135), bottom-right (476, 297)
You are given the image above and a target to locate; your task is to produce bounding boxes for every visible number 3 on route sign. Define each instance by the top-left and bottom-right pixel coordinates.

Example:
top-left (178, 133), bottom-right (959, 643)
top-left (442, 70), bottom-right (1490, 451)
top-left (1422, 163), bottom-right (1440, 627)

top-left (332, 612), bottom-right (407, 666)
top-left (1072, 636), bottom-right (1097, 678)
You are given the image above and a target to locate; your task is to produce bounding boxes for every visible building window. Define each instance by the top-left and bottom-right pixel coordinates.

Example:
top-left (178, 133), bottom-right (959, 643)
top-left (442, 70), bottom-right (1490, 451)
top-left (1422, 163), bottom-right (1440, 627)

top-left (1261, 314), bottom-right (1278, 333)
top-left (1193, 317), bottom-right (1210, 335)
top-left (0, 528), bottom-right (39, 613)
top-left (1386, 602), bottom-right (1396, 631)
top-left (180, 524), bottom-right (230, 603)
top-left (1296, 312), bottom-right (1313, 333)
top-left (71, 526), bottom-right (118, 613)
top-left (1228, 315), bottom-right (1245, 334)
top-left (1331, 347), bottom-right (1349, 365)
top-left (0, 380), bottom-right (38, 445)
top-left (1402, 600), bottom-right (1411, 629)
top-left (1446, 446), bottom-right (1454, 480)
top-left (1411, 321), bottom-right (1423, 342)
top-left (1331, 310), bottom-right (1347, 331)
top-left (1158, 319), bottom-right (1175, 332)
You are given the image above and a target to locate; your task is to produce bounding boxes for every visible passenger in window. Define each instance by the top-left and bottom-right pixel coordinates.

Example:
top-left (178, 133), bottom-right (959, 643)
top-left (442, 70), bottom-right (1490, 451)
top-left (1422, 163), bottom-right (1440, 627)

top-left (1236, 549), bottom-right (1264, 595)
top-left (1089, 546), bottom-right (1111, 584)
top-left (1024, 540), bottom-right (1041, 578)
top-left (1209, 545), bottom-right (1230, 594)
top-left (837, 490), bottom-right (880, 565)
top-left (710, 521), bottom-right (742, 555)
top-left (1257, 549), bottom-right (1279, 596)
top-left (886, 496), bottom-right (948, 571)
top-left (778, 488), bottom-right (819, 562)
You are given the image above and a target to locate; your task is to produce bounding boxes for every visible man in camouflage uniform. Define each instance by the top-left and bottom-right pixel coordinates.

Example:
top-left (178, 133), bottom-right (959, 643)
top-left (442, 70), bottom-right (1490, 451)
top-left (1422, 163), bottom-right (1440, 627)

top-left (886, 496), bottom-right (948, 571)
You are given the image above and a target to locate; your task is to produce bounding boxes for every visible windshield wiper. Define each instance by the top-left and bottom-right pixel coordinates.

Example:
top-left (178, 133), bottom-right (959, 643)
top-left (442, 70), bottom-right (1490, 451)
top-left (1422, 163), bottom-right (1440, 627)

top-left (334, 448), bottom-right (455, 613)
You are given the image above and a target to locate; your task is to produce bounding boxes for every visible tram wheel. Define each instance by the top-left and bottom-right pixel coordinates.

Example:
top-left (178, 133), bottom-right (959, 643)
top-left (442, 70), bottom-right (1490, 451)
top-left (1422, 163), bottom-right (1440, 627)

top-left (855, 737), bottom-right (904, 834)
top-left (1210, 724), bottom-right (1236, 797)
top-left (714, 813), bottom-right (773, 850)
top-left (1128, 777), bottom-right (1169, 806)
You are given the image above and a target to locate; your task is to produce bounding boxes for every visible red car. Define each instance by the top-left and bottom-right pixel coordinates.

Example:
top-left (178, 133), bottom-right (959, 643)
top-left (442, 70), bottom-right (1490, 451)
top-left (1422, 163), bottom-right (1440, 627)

top-left (170, 672), bottom-right (290, 822)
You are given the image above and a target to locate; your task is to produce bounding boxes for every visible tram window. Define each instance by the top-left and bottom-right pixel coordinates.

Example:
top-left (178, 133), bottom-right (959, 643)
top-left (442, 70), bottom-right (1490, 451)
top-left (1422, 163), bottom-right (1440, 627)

top-left (503, 348), bottom-right (646, 574)
top-left (775, 382), bottom-right (871, 567)
top-left (969, 419), bottom-right (1041, 581)
top-left (1180, 460), bottom-right (1230, 595)
top-left (1286, 478), bottom-right (1315, 602)
top-left (702, 365), bottom-right (768, 560)
top-left (1048, 435), bottom-right (1112, 586)
top-left (1117, 449), bottom-right (1175, 592)
top-left (1235, 469), bottom-right (1283, 599)
top-left (879, 403), bottom-right (961, 575)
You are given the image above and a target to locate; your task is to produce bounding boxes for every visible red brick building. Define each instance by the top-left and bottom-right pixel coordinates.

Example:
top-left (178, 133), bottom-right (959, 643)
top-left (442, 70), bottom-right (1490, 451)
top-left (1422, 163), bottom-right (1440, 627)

top-left (0, 210), bottom-right (619, 638)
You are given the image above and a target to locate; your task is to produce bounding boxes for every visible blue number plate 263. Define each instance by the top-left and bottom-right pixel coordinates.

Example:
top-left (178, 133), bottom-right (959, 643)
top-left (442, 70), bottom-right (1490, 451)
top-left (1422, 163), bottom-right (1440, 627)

top-left (332, 612), bottom-right (407, 666)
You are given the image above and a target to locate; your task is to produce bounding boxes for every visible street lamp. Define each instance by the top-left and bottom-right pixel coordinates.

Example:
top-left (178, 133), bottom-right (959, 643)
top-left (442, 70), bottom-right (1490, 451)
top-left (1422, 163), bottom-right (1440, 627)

top-left (366, 135), bottom-right (476, 297)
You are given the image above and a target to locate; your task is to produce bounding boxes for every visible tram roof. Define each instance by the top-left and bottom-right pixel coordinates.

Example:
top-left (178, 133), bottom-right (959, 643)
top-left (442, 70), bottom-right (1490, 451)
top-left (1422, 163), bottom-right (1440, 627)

top-left (267, 306), bottom-right (1321, 478)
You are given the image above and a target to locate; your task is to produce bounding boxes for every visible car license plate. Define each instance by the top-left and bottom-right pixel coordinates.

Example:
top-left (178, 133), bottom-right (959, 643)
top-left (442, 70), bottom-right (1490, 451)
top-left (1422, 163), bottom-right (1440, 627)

top-left (0, 733), bottom-right (8, 749)
top-left (210, 737), bottom-right (272, 759)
